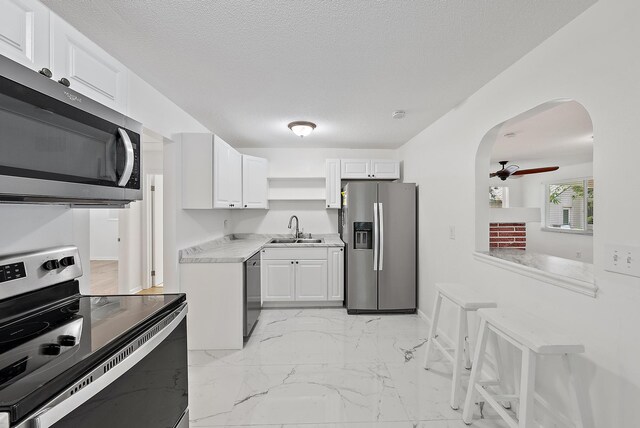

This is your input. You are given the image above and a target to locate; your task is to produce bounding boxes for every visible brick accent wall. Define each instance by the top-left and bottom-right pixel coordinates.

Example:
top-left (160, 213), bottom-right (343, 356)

top-left (489, 222), bottom-right (526, 249)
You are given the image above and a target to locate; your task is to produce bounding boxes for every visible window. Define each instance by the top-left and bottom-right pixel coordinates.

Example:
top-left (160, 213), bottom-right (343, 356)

top-left (489, 186), bottom-right (509, 208)
top-left (545, 178), bottom-right (594, 233)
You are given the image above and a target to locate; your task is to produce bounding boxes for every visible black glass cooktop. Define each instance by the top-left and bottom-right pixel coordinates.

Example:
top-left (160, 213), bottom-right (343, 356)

top-left (0, 281), bottom-right (185, 422)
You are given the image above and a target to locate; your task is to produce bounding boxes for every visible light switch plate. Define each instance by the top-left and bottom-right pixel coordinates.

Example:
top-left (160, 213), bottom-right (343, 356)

top-left (604, 244), bottom-right (640, 278)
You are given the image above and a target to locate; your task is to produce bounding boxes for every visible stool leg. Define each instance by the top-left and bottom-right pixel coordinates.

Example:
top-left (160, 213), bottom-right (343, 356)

top-left (423, 292), bottom-right (443, 370)
top-left (489, 331), bottom-right (511, 409)
top-left (518, 348), bottom-right (537, 427)
top-left (462, 318), bottom-right (489, 424)
top-left (562, 354), bottom-right (594, 428)
top-left (463, 310), bottom-right (472, 370)
top-left (450, 306), bottom-right (466, 410)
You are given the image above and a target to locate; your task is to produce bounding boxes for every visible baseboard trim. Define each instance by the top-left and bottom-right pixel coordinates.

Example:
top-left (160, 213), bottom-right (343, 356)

top-left (262, 301), bottom-right (344, 309)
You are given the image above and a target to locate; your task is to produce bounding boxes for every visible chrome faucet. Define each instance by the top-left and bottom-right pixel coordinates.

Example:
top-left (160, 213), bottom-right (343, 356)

top-left (288, 215), bottom-right (300, 238)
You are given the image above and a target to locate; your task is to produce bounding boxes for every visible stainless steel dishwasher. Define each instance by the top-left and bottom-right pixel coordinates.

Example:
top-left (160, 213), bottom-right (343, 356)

top-left (244, 252), bottom-right (261, 337)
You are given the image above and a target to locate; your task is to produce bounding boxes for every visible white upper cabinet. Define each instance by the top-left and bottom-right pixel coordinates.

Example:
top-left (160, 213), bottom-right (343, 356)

top-left (182, 133), bottom-right (265, 210)
top-left (213, 136), bottom-right (242, 208)
top-left (242, 155), bottom-right (268, 209)
top-left (325, 159), bottom-right (341, 209)
top-left (341, 159), bottom-right (371, 179)
top-left (0, 0), bottom-right (49, 71)
top-left (371, 159), bottom-right (400, 179)
top-left (50, 14), bottom-right (128, 113)
top-left (181, 133), bottom-right (214, 209)
top-left (340, 159), bottom-right (400, 180)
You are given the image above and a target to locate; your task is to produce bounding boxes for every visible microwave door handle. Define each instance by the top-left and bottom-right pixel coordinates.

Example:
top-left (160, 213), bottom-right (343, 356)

top-left (117, 128), bottom-right (134, 187)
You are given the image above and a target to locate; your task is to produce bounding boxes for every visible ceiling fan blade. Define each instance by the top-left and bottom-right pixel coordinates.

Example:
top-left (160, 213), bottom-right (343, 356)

top-left (489, 172), bottom-right (498, 178)
top-left (512, 166), bottom-right (559, 176)
top-left (505, 165), bottom-right (520, 174)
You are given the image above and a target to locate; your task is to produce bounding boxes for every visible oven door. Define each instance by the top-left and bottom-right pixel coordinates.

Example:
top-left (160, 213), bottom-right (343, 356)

top-left (15, 305), bottom-right (188, 428)
top-left (0, 58), bottom-right (141, 204)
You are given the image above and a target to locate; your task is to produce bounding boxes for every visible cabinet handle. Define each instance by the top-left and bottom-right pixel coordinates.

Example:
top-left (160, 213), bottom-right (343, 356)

top-left (39, 68), bottom-right (52, 78)
top-left (58, 77), bottom-right (71, 87)
top-left (290, 261), bottom-right (294, 264)
top-left (296, 261), bottom-right (299, 264)
top-left (244, 205), bottom-right (247, 207)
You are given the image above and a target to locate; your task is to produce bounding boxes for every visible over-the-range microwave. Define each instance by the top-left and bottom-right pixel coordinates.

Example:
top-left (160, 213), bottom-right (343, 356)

top-left (0, 54), bottom-right (142, 206)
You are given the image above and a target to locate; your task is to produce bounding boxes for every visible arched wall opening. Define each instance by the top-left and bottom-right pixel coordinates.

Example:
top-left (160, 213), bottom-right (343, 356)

top-left (474, 99), bottom-right (595, 293)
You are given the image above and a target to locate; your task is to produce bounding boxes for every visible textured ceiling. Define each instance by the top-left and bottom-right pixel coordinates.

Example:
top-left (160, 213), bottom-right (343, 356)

top-left (491, 100), bottom-right (593, 166)
top-left (44, 0), bottom-right (596, 148)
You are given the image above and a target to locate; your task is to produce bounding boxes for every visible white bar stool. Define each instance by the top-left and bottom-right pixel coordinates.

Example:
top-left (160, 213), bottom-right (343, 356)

top-left (423, 283), bottom-right (498, 410)
top-left (462, 308), bottom-right (593, 428)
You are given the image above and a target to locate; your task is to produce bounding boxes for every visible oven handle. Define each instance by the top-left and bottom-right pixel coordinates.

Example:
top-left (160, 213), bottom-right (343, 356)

top-left (116, 128), bottom-right (134, 187)
top-left (20, 303), bottom-right (188, 428)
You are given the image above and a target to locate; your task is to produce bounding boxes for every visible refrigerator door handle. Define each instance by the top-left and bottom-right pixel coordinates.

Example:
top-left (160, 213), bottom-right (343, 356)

top-left (379, 203), bottom-right (384, 271)
top-left (373, 203), bottom-right (379, 271)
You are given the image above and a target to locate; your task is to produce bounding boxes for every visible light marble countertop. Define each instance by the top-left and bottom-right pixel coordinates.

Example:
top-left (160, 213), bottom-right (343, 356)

top-left (180, 233), bottom-right (345, 264)
top-left (484, 248), bottom-right (594, 284)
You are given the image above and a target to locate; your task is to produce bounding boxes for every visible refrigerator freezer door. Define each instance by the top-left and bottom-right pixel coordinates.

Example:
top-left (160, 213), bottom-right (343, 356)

top-left (345, 182), bottom-right (378, 311)
top-left (377, 182), bottom-right (416, 311)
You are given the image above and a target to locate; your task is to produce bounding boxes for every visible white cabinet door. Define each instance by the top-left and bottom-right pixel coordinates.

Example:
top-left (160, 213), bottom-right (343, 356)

top-left (242, 155), bottom-right (268, 209)
top-left (325, 159), bottom-right (341, 209)
top-left (228, 147), bottom-right (243, 208)
top-left (327, 247), bottom-right (344, 301)
top-left (341, 159), bottom-right (371, 179)
top-left (371, 159), bottom-right (400, 179)
top-left (263, 260), bottom-right (295, 301)
top-left (0, 0), bottom-right (49, 71)
top-left (181, 133), bottom-right (214, 209)
top-left (51, 14), bottom-right (128, 113)
top-left (213, 136), bottom-right (232, 208)
top-left (295, 260), bottom-right (328, 301)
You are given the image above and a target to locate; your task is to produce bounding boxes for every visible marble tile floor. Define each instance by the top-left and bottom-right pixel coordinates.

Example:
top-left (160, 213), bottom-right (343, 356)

top-left (188, 308), bottom-right (511, 428)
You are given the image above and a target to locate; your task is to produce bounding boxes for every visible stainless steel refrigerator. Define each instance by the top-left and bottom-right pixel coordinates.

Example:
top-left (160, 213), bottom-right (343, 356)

top-left (340, 182), bottom-right (416, 313)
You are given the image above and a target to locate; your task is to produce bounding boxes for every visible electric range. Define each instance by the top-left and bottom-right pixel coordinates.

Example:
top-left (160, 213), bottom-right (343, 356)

top-left (0, 246), bottom-right (188, 428)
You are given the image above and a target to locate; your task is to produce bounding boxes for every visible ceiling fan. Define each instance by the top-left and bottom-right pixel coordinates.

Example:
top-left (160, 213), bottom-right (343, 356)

top-left (490, 161), bottom-right (559, 181)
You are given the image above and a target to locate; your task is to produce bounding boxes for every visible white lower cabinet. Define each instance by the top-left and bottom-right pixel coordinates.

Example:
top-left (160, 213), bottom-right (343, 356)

top-left (328, 247), bottom-right (345, 301)
top-left (262, 260), bottom-right (295, 301)
top-left (262, 247), bottom-right (343, 303)
top-left (295, 260), bottom-right (328, 300)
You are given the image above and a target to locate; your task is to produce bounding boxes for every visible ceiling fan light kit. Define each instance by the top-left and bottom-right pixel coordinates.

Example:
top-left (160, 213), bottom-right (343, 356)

top-left (288, 121), bottom-right (316, 137)
top-left (490, 160), bottom-right (559, 181)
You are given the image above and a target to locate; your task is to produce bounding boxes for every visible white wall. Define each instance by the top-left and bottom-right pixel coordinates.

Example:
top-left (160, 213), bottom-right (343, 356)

top-left (233, 148), bottom-right (398, 234)
top-left (89, 209), bottom-right (119, 260)
top-left (398, 0), bottom-right (639, 425)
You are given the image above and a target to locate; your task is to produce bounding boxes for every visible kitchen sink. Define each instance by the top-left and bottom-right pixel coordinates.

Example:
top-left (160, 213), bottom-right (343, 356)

top-left (268, 238), bottom-right (324, 244)
top-left (269, 238), bottom-right (298, 244)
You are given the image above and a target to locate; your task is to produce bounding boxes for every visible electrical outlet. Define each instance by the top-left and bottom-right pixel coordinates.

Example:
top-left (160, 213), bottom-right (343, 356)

top-left (449, 225), bottom-right (456, 240)
top-left (605, 244), bottom-right (640, 278)
top-left (576, 251), bottom-right (582, 259)
top-left (224, 219), bottom-right (229, 229)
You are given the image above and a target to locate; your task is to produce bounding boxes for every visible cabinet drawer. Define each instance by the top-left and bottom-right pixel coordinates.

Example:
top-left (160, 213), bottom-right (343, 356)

top-left (261, 247), bottom-right (328, 260)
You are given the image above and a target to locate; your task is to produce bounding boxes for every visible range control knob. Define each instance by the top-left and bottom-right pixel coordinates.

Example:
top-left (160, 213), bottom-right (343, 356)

top-left (58, 335), bottom-right (77, 346)
top-left (42, 259), bottom-right (60, 271)
top-left (40, 344), bottom-right (61, 356)
top-left (60, 256), bottom-right (75, 267)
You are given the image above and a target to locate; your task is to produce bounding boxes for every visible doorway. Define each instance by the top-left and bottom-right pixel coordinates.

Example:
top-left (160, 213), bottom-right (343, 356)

top-left (88, 127), bottom-right (166, 295)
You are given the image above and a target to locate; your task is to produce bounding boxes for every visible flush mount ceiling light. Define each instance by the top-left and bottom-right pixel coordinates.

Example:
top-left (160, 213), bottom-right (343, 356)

top-left (288, 121), bottom-right (316, 137)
